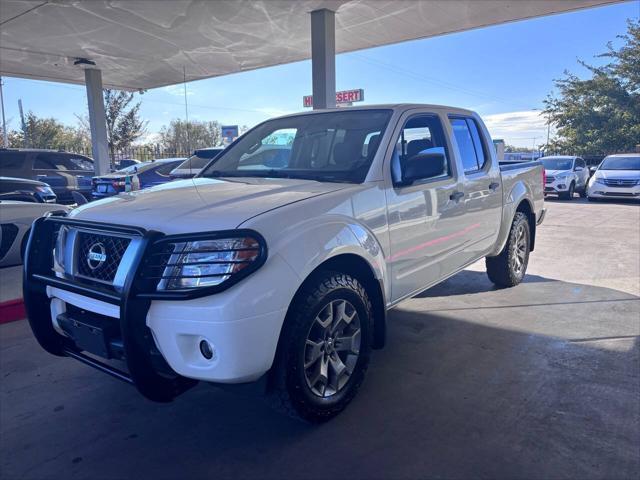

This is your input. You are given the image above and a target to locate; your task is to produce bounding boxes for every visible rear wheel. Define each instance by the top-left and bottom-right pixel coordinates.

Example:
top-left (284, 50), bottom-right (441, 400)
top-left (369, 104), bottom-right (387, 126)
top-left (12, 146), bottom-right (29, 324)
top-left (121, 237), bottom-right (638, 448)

top-left (267, 272), bottom-right (372, 423)
top-left (486, 212), bottom-right (530, 288)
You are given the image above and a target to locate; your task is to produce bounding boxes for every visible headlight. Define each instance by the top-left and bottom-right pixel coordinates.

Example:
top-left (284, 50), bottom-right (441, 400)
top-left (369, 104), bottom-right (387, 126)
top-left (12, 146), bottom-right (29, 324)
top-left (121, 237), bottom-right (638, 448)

top-left (148, 232), bottom-right (267, 292)
top-left (35, 185), bottom-right (54, 195)
top-left (53, 225), bottom-right (69, 274)
top-left (594, 177), bottom-right (606, 185)
top-left (556, 173), bottom-right (569, 180)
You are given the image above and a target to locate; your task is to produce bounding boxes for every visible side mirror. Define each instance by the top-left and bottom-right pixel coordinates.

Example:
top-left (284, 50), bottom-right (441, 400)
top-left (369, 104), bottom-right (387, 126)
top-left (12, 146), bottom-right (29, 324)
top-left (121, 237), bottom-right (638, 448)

top-left (589, 166), bottom-right (597, 175)
top-left (574, 166), bottom-right (583, 172)
top-left (134, 166), bottom-right (138, 173)
top-left (401, 150), bottom-right (447, 185)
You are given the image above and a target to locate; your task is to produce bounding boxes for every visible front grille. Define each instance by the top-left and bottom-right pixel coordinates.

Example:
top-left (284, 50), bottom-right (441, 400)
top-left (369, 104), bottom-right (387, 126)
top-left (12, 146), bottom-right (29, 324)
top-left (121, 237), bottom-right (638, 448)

top-left (545, 176), bottom-right (555, 183)
top-left (602, 179), bottom-right (638, 187)
top-left (601, 192), bottom-right (636, 197)
top-left (75, 231), bottom-right (131, 283)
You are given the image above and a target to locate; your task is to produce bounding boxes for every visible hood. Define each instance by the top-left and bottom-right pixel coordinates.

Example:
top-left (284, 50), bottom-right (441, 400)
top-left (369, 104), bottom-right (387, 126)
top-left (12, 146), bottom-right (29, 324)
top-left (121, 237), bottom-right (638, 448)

top-left (595, 169), bottom-right (640, 180)
top-left (546, 169), bottom-right (571, 176)
top-left (70, 177), bottom-right (348, 233)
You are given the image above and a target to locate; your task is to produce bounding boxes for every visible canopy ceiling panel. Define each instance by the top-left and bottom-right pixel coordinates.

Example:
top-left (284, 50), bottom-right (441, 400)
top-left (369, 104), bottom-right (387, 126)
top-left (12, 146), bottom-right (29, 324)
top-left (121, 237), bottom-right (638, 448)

top-left (0, 0), bottom-right (622, 90)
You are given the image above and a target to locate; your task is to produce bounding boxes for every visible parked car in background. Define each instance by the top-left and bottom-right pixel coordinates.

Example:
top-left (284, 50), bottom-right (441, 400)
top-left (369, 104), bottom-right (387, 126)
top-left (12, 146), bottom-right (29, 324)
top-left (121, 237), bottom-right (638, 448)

top-left (25, 104), bottom-right (545, 422)
top-left (0, 177), bottom-right (57, 203)
top-left (91, 158), bottom-right (185, 199)
top-left (113, 159), bottom-right (141, 171)
top-left (0, 149), bottom-right (94, 204)
top-left (540, 155), bottom-right (589, 200)
top-left (0, 200), bottom-right (70, 267)
top-left (587, 153), bottom-right (640, 201)
top-left (170, 147), bottom-right (225, 179)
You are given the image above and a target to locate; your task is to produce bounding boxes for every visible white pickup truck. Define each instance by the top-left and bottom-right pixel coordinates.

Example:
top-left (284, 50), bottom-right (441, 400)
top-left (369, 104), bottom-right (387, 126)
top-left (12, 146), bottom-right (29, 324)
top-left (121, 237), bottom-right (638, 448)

top-left (24, 104), bottom-right (545, 422)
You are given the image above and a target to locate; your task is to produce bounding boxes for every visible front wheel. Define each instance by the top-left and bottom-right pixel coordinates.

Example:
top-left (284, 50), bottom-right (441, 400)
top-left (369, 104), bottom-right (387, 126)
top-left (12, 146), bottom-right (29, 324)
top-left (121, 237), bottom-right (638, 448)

top-left (267, 272), bottom-right (372, 423)
top-left (561, 182), bottom-right (575, 200)
top-left (579, 186), bottom-right (588, 198)
top-left (486, 212), bottom-right (531, 288)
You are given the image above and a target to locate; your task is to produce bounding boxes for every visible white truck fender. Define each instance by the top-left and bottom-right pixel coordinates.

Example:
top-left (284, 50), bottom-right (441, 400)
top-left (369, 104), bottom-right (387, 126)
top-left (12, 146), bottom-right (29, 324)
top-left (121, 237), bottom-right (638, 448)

top-left (489, 178), bottom-right (535, 257)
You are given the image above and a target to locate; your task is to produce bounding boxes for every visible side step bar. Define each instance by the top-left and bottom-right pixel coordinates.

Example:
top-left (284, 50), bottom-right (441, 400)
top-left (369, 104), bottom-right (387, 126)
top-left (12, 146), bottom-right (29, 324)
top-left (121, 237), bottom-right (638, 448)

top-left (63, 348), bottom-right (134, 385)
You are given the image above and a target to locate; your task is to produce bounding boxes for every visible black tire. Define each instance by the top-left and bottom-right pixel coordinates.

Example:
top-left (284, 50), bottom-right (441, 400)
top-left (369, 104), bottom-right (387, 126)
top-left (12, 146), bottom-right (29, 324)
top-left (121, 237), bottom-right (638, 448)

top-left (587, 196), bottom-right (597, 202)
top-left (561, 182), bottom-right (575, 200)
top-left (579, 186), bottom-right (588, 198)
top-left (267, 272), bottom-right (372, 423)
top-left (486, 212), bottom-right (530, 288)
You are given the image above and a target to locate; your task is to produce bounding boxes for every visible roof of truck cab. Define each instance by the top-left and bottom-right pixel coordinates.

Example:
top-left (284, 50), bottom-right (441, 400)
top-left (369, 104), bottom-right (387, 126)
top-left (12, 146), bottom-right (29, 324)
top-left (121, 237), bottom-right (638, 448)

top-left (273, 103), bottom-right (476, 120)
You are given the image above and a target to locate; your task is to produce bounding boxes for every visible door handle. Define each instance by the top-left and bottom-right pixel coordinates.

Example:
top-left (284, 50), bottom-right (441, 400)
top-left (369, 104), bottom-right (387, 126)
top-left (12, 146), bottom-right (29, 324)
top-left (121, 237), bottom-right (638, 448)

top-left (450, 191), bottom-right (465, 201)
top-left (489, 182), bottom-right (500, 191)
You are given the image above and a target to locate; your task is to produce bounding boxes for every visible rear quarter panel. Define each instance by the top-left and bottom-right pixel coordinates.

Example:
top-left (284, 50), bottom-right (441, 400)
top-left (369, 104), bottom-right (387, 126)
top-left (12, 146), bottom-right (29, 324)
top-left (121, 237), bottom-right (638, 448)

top-left (490, 162), bottom-right (544, 256)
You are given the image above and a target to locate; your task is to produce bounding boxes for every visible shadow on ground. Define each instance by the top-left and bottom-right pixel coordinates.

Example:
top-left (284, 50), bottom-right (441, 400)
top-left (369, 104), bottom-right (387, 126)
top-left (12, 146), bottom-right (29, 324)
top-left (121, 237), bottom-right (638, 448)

top-left (1, 273), bottom-right (638, 480)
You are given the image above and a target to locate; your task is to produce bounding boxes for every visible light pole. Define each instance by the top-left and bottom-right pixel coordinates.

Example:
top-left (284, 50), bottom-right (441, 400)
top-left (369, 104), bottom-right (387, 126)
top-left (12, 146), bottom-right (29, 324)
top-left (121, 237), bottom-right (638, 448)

top-left (532, 136), bottom-right (540, 159)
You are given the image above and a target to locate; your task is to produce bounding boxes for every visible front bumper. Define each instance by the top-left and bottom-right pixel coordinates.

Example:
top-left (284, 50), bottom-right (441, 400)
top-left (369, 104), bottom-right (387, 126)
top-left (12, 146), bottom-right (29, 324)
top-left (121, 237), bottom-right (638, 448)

top-left (23, 215), bottom-right (294, 402)
top-left (587, 183), bottom-right (640, 199)
top-left (544, 178), bottom-right (572, 194)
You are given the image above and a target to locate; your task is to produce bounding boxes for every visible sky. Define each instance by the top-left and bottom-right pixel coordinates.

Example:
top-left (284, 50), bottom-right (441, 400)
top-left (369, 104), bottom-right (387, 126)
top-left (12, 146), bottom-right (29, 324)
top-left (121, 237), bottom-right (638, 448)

top-left (1, 1), bottom-right (638, 148)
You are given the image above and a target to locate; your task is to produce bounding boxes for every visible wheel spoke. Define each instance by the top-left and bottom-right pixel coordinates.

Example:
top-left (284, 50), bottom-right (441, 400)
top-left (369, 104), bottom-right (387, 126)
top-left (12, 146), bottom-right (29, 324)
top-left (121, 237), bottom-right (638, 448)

top-left (334, 328), bottom-right (361, 354)
top-left (304, 339), bottom-right (323, 369)
top-left (330, 300), bottom-right (357, 334)
top-left (308, 354), bottom-right (329, 395)
top-left (315, 303), bottom-right (333, 330)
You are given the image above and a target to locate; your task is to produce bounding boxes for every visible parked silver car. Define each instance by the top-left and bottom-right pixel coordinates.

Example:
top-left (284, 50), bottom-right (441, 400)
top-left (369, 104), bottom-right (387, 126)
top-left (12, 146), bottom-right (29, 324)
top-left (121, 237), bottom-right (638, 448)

top-left (587, 154), bottom-right (640, 201)
top-left (541, 156), bottom-right (590, 200)
top-left (0, 201), bottom-right (70, 267)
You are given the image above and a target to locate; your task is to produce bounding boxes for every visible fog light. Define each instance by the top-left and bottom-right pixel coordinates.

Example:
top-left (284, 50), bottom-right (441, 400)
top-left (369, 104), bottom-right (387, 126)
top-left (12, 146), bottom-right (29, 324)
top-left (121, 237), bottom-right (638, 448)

top-left (199, 340), bottom-right (214, 360)
top-left (558, 184), bottom-right (566, 189)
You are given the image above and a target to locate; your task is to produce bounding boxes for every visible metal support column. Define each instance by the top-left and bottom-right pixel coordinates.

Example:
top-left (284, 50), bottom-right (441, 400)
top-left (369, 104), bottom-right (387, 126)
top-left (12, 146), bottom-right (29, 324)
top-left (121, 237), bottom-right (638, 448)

top-left (84, 68), bottom-right (110, 175)
top-left (310, 9), bottom-right (336, 110)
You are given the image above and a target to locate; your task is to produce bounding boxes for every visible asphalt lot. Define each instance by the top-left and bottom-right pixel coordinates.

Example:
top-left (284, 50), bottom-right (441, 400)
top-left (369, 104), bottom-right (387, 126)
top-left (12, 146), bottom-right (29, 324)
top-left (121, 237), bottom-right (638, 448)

top-left (1, 197), bottom-right (638, 480)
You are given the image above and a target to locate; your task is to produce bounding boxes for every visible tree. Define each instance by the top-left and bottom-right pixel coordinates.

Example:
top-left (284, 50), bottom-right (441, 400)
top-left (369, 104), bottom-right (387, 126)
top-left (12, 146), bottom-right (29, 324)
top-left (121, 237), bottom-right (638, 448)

top-left (10, 112), bottom-right (91, 151)
top-left (159, 119), bottom-right (222, 153)
top-left (543, 19), bottom-right (640, 155)
top-left (103, 89), bottom-right (147, 163)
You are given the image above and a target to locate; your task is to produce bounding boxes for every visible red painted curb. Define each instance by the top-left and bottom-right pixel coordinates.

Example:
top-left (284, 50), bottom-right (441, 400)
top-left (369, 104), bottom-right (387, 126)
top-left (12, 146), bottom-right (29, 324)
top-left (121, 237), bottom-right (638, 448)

top-left (0, 299), bottom-right (26, 324)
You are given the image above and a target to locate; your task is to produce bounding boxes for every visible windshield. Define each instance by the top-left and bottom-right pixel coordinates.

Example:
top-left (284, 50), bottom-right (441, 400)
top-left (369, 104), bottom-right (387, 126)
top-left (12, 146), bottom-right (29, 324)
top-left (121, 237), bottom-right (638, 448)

top-left (177, 151), bottom-right (222, 171)
top-left (200, 110), bottom-right (392, 183)
top-left (599, 156), bottom-right (640, 171)
top-left (541, 158), bottom-right (573, 171)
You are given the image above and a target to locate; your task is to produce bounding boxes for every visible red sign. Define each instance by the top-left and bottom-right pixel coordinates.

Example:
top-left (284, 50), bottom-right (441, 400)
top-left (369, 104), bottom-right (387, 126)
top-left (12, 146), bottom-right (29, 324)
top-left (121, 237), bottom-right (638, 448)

top-left (303, 89), bottom-right (364, 107)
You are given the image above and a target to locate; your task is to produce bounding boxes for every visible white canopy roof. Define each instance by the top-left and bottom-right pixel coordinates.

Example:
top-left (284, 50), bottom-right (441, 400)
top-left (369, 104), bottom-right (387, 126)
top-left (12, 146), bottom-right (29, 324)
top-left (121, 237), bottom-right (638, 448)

top-left (0, 0), bottom-right (621, 90)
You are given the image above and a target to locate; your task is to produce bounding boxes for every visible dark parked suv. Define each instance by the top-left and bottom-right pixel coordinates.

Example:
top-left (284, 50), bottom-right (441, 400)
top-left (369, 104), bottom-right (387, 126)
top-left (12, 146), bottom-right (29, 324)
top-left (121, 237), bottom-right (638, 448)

top-left (0, 149), bottom-right (94, 204)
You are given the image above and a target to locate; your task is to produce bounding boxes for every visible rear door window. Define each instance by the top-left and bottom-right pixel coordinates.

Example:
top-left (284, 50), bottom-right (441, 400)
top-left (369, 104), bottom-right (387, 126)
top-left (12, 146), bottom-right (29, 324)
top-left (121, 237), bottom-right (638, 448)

top-left (450, 117), bottom-right (488, 173)
top-left (0, 152), bottom-right (28, 171)
top-left (34, 153), bottom-right (93, 171)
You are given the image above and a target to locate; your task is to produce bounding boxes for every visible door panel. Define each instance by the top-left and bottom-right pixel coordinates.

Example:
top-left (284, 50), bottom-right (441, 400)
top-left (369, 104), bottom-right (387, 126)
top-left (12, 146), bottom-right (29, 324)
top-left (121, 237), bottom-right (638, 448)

top-left (449, 116), bottom-right (502, 264)
top-left (385, 113), bottom-right (466, 302)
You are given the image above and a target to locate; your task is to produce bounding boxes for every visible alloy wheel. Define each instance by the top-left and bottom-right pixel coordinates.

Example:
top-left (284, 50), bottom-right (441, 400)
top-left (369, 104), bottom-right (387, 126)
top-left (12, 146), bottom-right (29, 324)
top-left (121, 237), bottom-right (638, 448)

top-left (303, 299), bottom-right (361, 398)
top-left (512, 223), bottom-right (528, 276)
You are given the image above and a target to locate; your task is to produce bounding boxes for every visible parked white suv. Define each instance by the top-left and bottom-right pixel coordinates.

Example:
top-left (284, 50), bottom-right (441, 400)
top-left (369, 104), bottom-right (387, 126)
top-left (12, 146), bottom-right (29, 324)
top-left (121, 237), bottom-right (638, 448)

top-left (24, 105), bottom-right (545, 422)
top-left (587, 154), bottom-right (640, 201)
top-left (541, 156), bottom-right (589, 200)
